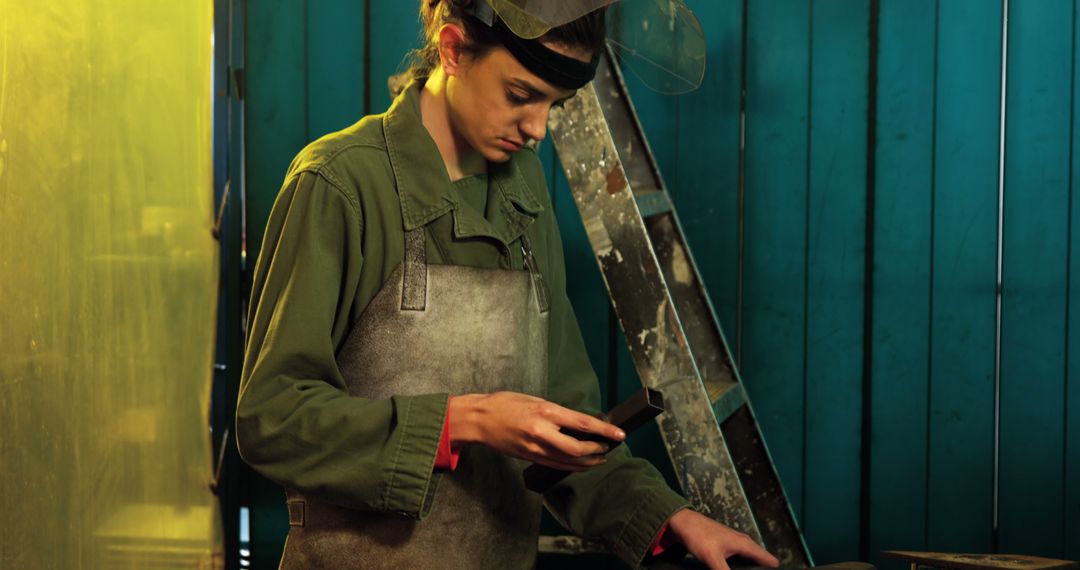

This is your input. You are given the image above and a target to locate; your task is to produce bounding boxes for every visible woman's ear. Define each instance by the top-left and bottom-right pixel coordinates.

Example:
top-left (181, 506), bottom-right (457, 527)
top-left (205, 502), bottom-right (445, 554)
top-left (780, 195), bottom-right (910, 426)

top-left (437, 23), bottom-right (468, 76)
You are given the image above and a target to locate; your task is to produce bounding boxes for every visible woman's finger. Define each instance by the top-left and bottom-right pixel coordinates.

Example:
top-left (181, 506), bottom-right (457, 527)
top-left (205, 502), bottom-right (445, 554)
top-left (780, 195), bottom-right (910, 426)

top-left (535, 437), bottom-right (609, 466)
top-left (545, 405), bottom-right (625, 442)
top-left (731, 536), bottom-right (780, 568)
top-left (543, 429), bottom-right (611, 458)
top-left (696, 550), bottom-right (731, 570)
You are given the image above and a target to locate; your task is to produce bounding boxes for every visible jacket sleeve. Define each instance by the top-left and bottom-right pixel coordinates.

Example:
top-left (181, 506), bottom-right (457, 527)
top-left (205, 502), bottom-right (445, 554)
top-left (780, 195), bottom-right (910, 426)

top-left (536, 207), bottom-right (691, 566)
top-left (235, 169), bottom-right (448, 519)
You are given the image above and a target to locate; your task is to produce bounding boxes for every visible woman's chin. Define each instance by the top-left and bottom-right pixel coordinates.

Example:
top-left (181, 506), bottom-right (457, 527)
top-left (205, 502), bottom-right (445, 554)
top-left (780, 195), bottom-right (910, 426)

top-left (482, 146), bottom-right (515, 163)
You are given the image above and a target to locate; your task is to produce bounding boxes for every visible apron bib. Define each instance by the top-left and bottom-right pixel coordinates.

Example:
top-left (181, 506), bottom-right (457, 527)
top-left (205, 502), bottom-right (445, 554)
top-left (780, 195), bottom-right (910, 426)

top-left (280, 227), bottom-right (550, 569)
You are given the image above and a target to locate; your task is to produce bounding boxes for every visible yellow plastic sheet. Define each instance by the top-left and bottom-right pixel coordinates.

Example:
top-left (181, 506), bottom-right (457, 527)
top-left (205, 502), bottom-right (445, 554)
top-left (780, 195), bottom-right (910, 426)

top-left (0, 1), bottom-right (221, 567)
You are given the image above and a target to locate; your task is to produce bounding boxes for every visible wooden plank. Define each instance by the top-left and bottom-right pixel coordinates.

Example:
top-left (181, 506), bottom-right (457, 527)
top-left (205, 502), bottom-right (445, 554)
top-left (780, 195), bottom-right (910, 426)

top-left (673, 0), bottom-right (743, 347)
top-left (245, 0), bottom-right (307, 266)
top-left (368, 1), bottom-right (422, 114)
top-left (998, 0), bottom-right (1072, 557)
top-left (869, 0), bottom-right (936, 566)
top-left (742, 0), bottom-right (811, 523)
top-left (613, 0), bottom-right (679, 186)
top-left (926, 0), bottom-right (1001, 553)
top-left (1069, 5), bottom-right (1080, 559)
top-left (802, 0), bottom-right (870, 563)
top-left (308, 0), bottom-right (365, 139)
top-left (244, 2), bottom-right (308, 566)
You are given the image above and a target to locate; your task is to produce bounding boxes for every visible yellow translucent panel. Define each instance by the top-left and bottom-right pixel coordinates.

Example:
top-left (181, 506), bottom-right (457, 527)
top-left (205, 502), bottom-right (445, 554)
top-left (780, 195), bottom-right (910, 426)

top-left (0, 1), bottom-right (221, 568)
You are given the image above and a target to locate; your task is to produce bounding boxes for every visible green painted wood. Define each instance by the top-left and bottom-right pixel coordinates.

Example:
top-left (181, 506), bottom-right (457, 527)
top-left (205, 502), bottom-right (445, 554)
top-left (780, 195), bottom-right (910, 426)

top-left (802, 0), bottom-right (869, 563)
top-left (613, 1), bottom-right (679, 182)
top-left (537, 141), bottom-right (557, 203)
top-left (1069, 5), bottom-right (1080, 557)
top-left (308, 0), bottom-right (365, 139)
top-left (619, 86), bottom-right (678, 188)
top-left (244, 2), bottom-right (309, 566)
top-left (368, 1), bottom-right (422, 114)
top-left (673, 0), bottom-right (743, 347)
top-left (238, 1), bottom-right (1080, 563)
top-left (1068, 2), bottom-right (1080, 552)
top-left (926, 0), bottom-right (1000, 553)
top-left (869, 1), bottom-right (935, 566)
top-left (245, 0), bottom-right (308, 268)
top-left (999, 0), bottom-right (1072, 557)
top-left (742, 0), bottom-right (811, 524)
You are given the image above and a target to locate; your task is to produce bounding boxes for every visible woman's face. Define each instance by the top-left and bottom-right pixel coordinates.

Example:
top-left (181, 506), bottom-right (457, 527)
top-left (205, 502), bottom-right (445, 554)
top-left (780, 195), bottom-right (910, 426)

top-left (446, 42), bottom-right (588, 163)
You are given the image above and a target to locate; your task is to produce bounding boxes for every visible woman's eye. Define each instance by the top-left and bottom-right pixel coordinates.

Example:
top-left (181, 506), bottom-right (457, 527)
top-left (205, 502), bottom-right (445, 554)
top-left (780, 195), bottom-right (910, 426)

top-left (506, 91), bottom-right (530, 105)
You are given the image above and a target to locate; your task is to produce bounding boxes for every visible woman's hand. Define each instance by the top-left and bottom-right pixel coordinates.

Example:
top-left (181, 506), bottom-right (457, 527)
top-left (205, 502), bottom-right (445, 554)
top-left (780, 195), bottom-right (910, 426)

top-left (666, 508), bottom-right (781, 570)
top-left (448, 392), bottom-right (625, 471)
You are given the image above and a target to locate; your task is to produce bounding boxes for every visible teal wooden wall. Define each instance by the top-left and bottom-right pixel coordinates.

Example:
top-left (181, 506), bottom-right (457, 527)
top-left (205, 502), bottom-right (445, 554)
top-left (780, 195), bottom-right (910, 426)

top-left (240, 1), bottom-right (1080, 567)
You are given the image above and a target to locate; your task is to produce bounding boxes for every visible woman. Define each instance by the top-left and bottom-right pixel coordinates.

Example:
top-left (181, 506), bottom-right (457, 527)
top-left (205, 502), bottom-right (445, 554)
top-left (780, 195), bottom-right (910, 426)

top-left (236, 1), bottom-right (781, 568)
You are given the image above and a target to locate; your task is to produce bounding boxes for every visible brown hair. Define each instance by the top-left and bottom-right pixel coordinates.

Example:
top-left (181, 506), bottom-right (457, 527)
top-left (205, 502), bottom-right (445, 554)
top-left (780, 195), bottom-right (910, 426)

top-left (401, 0), bottom-right (606, 86)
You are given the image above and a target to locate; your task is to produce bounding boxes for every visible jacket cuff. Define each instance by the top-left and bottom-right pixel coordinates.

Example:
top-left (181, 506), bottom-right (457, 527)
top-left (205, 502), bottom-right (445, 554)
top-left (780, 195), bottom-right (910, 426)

top-left (433, 396), bottom-right (460, 471)
top-left (611, 486), bottom-right (691, 566)
top-left (382, 393), bottom-right (450, 519)
top-left (648, 522), bottom-right (678, 556)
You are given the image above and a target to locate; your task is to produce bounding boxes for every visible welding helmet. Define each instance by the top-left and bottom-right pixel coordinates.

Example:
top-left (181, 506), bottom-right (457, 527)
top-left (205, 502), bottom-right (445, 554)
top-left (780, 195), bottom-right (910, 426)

top-left (465, 0), bottom-right (706, 94)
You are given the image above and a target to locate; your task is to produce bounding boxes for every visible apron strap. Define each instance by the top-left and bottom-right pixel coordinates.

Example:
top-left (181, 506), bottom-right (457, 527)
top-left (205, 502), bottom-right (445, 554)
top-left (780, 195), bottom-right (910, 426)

top-left (519, 233), bottom-right (550, 314)
top-left (402, 227), bottom-right (428, 311)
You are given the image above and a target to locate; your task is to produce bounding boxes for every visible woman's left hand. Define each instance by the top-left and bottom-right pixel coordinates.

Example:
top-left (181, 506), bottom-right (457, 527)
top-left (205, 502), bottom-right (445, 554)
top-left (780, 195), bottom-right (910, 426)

top-left (665, 508), bottom-right (781, 570)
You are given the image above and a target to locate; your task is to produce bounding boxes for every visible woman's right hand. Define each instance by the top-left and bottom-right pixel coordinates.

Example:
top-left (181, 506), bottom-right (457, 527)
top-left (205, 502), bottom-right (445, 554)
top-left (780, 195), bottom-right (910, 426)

top-left (448, 392), bottom-right (625, 471)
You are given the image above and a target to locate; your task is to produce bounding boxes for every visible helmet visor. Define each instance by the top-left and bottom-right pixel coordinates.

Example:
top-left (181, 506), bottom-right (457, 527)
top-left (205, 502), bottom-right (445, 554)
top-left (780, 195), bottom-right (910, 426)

top-left (483, 0), bottom-right (706, 94)
top-left (487, 0), bottom-right (617, 39)
top-left (606, 0), bottom-right (706, 94)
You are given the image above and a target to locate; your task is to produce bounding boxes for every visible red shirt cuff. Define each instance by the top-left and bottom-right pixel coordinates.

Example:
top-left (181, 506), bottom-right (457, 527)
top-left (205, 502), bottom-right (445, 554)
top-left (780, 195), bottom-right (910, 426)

top-left (433, 396), bottom-right (461, 471)
top-left (649, 523), bottom-right (677, 556)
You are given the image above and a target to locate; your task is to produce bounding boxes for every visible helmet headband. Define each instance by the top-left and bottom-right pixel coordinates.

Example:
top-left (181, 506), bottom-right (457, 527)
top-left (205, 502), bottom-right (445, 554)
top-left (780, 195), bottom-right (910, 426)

top-left (484, 13), bottom-right (600, 90)
top-left (463, 2), bottom-right (600, 90)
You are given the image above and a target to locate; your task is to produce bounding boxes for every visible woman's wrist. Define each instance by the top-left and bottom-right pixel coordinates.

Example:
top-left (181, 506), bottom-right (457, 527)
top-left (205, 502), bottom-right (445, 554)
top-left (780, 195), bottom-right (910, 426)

top-left (447, 393), bottom-right (487, 447)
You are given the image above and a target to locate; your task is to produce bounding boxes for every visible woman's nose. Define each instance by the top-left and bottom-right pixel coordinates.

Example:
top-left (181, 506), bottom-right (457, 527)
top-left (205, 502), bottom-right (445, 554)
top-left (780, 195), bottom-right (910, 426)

top-left (520, 108), bottom-right (548, 144)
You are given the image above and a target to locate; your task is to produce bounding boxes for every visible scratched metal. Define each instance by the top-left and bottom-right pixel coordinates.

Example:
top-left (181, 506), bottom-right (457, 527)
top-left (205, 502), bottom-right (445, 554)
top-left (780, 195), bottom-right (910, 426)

top-left (548, 75), bottom-right (760, 542)
top-left (547, 49), bottom-right (811, 567)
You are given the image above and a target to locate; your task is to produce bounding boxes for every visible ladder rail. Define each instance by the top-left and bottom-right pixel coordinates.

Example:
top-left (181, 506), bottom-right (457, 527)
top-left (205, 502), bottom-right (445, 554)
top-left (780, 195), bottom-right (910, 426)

top-left (548, 47), bottom-right (813, 567)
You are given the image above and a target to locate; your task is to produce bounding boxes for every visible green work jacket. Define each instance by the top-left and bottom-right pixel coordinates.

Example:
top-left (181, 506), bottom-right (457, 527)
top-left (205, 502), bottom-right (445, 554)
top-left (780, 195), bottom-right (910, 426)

top-left (236, 79), bottom-right (690, 565)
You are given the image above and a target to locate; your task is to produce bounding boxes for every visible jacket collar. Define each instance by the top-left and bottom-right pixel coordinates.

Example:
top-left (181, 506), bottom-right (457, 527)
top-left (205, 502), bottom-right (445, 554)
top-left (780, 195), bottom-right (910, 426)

top-left (382, 79), bottom-right (545, 243)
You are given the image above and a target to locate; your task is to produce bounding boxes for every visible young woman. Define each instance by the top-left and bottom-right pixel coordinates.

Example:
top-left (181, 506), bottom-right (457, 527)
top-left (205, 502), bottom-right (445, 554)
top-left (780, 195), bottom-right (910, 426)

top-left (236, 1), bottom-right (781, 568)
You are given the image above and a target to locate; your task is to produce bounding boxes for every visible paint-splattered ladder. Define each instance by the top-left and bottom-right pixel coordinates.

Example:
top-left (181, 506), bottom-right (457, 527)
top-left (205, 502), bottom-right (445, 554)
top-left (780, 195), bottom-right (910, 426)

top-left (544, 47), bottom-right (813, 568)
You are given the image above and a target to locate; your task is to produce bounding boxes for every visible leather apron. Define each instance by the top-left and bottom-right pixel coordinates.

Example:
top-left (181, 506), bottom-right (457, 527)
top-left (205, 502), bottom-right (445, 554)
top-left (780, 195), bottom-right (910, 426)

top-left (280, 226), bottom-right (551, 569)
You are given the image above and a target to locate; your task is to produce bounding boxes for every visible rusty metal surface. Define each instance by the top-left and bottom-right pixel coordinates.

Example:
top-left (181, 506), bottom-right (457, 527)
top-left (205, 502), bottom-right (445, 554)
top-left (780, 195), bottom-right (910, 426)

top-left (548, 48), bottom-right (811, 567)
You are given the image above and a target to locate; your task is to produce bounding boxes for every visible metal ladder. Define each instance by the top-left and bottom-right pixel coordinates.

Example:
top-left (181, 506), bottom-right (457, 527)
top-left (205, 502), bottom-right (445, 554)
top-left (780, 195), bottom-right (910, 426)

top-left (543, 47), bottom-right (813, 568)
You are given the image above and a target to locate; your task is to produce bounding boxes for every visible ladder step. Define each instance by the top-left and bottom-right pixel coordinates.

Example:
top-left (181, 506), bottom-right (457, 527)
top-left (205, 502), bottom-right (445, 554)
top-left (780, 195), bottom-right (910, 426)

top-left (634, 191), bottom-right (673, 217)
top-left (711, 383), bottom-right (747, 424)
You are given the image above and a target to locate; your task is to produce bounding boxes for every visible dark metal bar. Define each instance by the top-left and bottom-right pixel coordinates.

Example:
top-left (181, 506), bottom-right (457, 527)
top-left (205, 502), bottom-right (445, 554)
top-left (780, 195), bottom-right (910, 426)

top-left (524, 388), bottom-right (666, 493)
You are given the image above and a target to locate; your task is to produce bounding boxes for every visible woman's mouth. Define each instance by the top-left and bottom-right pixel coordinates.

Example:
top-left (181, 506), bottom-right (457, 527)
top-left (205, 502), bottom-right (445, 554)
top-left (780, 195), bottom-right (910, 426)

top-left (498, 138), bottom-right (523, 152)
